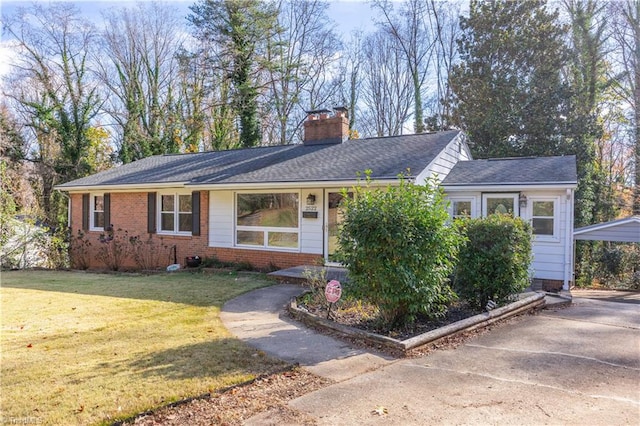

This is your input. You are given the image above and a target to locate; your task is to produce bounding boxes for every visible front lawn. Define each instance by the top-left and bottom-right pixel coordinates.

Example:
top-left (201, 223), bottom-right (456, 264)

top-left (0, 270), bottom-right (282, 425)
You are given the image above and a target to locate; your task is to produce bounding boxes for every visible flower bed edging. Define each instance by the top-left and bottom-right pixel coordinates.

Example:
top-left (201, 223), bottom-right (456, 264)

top-left (288, 292), bottom-right (546, 354)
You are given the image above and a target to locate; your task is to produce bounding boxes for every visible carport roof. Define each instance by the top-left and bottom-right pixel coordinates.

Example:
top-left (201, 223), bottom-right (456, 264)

top-left (574, 216), bottom-right (640, 243)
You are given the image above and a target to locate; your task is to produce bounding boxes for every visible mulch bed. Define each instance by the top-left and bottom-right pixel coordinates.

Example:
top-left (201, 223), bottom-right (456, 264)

top-left (297, 295), bottom-right (482, 341)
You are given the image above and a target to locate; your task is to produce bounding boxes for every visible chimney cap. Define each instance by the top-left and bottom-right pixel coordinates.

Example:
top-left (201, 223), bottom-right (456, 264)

top-left (305, 108), bottom-right (332, 115)
top-left (333, 106), bottom-right (348, 113)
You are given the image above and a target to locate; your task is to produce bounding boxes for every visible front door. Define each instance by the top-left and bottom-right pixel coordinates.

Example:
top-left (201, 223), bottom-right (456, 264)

top-left (325, 191), bottom-right (352, 263)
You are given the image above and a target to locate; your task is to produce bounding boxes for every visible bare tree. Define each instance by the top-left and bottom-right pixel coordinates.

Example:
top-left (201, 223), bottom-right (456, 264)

top-left (372, 0), bottom-right (436, 134)
top-left (360, 30), bottom-right (413, 137)
top-left (425, 0), bottom-right (461, 130)
top-left (610, 0), bottom-right (640, 215)
top-left (334, 30), bottom-right (365, 137)
top-left (264, 0), bottom-right (341, 145)
top-left (98, 2), bottom-right (185, 163)
top-left (2, 3), bottom-right (101, 224)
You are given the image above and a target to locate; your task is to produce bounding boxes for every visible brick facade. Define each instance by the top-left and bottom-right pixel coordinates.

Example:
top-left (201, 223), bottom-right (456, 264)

top-left (69, 192), bottom-right (322, 271)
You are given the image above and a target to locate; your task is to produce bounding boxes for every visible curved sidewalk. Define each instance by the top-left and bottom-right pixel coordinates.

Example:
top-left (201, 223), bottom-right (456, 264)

top-left (220, 284), bottom-right (393, 382)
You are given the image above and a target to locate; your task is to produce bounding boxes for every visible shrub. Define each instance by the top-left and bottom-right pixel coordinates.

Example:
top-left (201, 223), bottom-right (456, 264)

top-left (69, 230), bottom-right (93, 270)
top-left (302, 266), bottom-right (328, 306)
top-left (336, 174), bottom-right (461, 328)
top-left (592, 242), bottom-right (640, 290)
top-left (454, 214), bottom-right (532, 310)
top-left (96, 228), bottom-right (133, 271)
top-left (129, 234), bottom-right (170, 270)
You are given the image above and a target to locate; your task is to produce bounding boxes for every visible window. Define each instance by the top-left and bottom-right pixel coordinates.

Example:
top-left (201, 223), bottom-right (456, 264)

top-left (236, 192), bottom-right (299, 249)
top-left (159, 193), bottom-right (192, 234)
top-left (90, 194), bottom-right (104, 230)
top-left (532, 200), bottom-right (555, 237)
top-left (452, 200), bottom-right (472, 219)
top-left (482, 194), bottom-right (518, 217)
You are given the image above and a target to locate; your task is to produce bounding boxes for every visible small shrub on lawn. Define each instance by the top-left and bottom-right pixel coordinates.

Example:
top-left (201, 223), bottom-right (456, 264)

top-left (454, 214), bottom-right (533, 310)
top-left (336, 174), bottom-right (461, 328)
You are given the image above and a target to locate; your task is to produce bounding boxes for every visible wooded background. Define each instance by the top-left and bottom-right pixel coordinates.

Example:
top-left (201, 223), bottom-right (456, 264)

top-left (1, 0), bottom-right (637, 284)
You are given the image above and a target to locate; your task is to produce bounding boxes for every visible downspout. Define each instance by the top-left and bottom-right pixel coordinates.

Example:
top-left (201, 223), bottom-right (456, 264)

top-left (563, 188), bottom-right (573, 290)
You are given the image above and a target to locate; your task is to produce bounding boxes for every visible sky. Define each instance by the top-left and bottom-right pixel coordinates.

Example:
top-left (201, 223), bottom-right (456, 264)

top-left (0, 0), bottom-right (378, 36)
top-left (0, 0), bottom-right (378, 77)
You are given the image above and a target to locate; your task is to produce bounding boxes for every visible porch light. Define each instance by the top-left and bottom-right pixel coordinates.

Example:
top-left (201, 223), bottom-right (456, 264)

top-left (519, 193), bottom-right (528, 208)
top-left (306, 193), bottom-right (316, 205)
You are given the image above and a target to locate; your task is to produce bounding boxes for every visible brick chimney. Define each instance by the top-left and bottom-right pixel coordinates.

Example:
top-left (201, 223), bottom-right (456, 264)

top-left (303, 107), bottom-right (349, 145)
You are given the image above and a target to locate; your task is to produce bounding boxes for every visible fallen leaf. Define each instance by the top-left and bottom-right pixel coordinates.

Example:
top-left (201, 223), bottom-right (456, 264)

top-left (372, 406), bottom-right (388, 416)
top-left (26, 343), bottom-right (33, 348)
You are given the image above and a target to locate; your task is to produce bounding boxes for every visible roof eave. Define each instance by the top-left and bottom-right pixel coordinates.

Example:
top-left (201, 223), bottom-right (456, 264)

top-left (54, 182), bottom-right (191, 193)
top-left (55, 178), bottom-right (405, 192)
top-left (186, 178), bottom-right (402, 190)
top-left (442, 182), bottom-right (578, 191)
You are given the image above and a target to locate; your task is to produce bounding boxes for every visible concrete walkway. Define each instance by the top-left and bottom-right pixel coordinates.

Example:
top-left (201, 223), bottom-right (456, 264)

top-left (220, 284), bottom-right (393, 382)
top-left (222, 284), bottom-right (640, 425)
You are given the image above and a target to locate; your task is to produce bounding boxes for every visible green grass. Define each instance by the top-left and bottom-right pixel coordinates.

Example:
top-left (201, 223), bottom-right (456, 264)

top-left (0, 270), bottom-right (282, 425)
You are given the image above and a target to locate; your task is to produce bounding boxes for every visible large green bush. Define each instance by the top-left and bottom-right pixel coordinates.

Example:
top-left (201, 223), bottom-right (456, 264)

top-left (336, 175), bottom-right (461, 328)
top-left (454, 214), bottom-right (533, 310)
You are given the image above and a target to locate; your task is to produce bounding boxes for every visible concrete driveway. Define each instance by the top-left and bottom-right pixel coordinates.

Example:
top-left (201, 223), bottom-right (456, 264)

top-left (283, 290), bottom-right (640, 425)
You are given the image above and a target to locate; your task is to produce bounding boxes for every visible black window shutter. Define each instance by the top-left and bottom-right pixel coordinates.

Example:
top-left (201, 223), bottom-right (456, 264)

top-left (82, 194), bottom-right (89, 231)
top-left (148, 192), bottom-right (157, 233)
top-left (192, 191), bottom-right (201, 236)
top-left (103, 193), bottom-right (111, 230)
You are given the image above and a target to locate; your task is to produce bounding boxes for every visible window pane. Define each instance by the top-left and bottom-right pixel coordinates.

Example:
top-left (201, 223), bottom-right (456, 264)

top-left (94, 195), bottom-right (104, 211)
top-left (237, 193), bottom-right (299, 227)
top-left (487, 197), bottom-right (514, 215)
top-left (453, 201), bottom-right (471, 217)
top-left (179, 195), bottom-right (192, 212)
top-left (533, 201), bottom-right (554, 217)
top-left (94, 212), bottom-right (104, 228)
top-left (179, 213), bottom-right (192, 232)
top-left (161, 212), bottom-right (174, 231)
top-left (237, 230), bottom-right (264, 246)
top-left (268, 232), bottom-right (298, 248)
top-left (161, 195), bottom-right (174, 212)
top-left (533, 218), bottom-right (554, 235)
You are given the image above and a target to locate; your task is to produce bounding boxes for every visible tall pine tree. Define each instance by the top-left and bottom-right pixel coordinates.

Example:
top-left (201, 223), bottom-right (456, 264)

top-left (450, 0), bottom-right (570, 158)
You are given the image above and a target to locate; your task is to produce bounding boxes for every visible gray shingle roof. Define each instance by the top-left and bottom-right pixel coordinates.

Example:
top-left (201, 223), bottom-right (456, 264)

top-left (56, 130), bottom-right (461, 189)
top-left (441, 155), bottom-right (577, 186)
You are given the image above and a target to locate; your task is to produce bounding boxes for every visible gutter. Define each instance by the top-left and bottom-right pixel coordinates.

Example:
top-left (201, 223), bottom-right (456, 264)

top-left (55, 179), bottom-right (402, 193)
top-left (443, 183), bottom-right (578, 192)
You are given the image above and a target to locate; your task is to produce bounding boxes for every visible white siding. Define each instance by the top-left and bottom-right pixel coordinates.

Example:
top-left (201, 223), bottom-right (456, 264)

top-left (209, 190), bottom-right (234, 247)
top-left (300, 190), bottom-right (324, 254)
top-left (445, 188), bottom-right (573, 283)
top-left (415, 133), bottom-right (471, 184)
top-left (522, 190), bottom-right (571, 282)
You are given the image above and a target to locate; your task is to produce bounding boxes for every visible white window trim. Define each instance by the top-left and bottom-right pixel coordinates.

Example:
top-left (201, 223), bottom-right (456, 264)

top-left (482, 193), bottom-right (520, 217)
top-left (528, 196), bottom-right (560, 242)
top-left (234, 190), bottom-right (301, 251)
top-left (157, 191), bottom-right (193, 236)
top-left (89, 193), bottom-right (104, 231)
top-left (448, 196), bottom-right (477, 219)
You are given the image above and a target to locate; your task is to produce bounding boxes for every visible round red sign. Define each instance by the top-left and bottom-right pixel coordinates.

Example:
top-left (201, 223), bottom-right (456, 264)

top-left (325, 280), bottom-right (342, 303)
